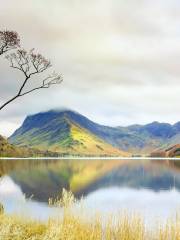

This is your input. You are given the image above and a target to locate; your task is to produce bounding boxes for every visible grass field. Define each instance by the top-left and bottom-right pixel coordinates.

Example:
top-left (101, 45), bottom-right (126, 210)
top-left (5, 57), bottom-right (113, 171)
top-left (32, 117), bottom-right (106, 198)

top-left (0, 190), bottom-right (180, 240)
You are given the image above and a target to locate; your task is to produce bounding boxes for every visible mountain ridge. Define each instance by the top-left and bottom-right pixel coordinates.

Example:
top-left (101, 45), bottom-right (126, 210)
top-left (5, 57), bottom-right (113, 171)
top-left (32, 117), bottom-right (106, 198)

top-left (9, 109), bottom-right (180, 155)
top-left (9, 110), bottom-right (129, 156)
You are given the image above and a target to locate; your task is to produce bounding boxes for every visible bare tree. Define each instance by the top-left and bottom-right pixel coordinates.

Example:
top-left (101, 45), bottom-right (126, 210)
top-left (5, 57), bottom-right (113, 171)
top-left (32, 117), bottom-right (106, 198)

top-left (0, 30), bottom-right (20, 55)
top-left (0, 49), bottom-right (63, 111)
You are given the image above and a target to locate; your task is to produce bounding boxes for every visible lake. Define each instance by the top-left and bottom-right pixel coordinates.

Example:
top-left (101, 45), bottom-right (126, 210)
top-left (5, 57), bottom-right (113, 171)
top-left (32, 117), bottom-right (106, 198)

top-left (0, 159), bottom-right (180, 224)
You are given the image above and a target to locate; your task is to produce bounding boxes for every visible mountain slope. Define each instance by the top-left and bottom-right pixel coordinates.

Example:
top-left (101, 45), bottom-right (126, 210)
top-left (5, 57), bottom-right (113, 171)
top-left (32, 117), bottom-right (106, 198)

top-left (117, 121), bottom-right (180, 153)
top-left (9, 110), bottom-right (180, 155)
top-left (9, 110), bottom-right (128, 156)
top-left (151, 144), bottom-right (180, 158)
top-left (0, 135), bottom-right (35, 157)
top-left (0, 135), bottom-right (61, 157)
top-left (0, 135), bottom-right (22, 157)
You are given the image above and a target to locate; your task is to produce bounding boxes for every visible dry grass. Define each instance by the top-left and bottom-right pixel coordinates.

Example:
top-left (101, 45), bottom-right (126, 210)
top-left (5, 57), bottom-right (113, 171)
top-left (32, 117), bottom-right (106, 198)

top-left (0, 190), bottom-right (180, 240)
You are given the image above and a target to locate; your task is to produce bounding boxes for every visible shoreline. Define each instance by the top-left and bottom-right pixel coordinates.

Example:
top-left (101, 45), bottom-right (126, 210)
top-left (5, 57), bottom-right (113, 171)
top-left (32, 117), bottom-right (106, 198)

top-left (0, 157), bottom-right (180, 160)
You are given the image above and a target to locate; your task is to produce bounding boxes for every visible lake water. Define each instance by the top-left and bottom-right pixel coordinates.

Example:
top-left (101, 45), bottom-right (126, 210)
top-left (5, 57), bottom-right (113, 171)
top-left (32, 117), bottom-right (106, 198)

top-left (0, 159), bottom-right (180, 224)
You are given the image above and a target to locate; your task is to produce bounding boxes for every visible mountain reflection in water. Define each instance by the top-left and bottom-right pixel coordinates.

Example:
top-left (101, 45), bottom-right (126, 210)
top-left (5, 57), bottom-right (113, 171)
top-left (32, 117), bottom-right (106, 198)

top-left (0, 159), bottom-right (180, 222)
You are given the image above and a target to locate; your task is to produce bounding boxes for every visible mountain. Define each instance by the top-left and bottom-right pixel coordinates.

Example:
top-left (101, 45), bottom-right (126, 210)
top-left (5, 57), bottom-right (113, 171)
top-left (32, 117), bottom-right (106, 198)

top-left (9, 110), bottom-right (128, 156)
top-left (130, 122), bottom-right (180, 152)
top-left (167, 144), bottom-right (180, 157)
top-left (0, 135), bottom-right (63, 157)
top-left (151, 144), bottom-right (180, 158)
top-left (117, 121), bottom-right (180, 153)
top-left (9, 110), bottom-right (180, 155)
top-left (0, 135), bottom-right (33, 157)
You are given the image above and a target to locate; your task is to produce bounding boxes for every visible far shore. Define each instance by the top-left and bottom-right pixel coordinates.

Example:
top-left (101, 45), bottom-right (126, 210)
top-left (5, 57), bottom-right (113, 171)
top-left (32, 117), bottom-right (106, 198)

top-left (0, 156), bottom-right (180, 160)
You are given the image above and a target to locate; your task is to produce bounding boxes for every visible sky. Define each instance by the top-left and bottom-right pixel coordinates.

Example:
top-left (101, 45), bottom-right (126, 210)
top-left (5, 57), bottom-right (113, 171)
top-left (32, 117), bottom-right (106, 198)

top-left (0, 0), bottom-right (180, 136)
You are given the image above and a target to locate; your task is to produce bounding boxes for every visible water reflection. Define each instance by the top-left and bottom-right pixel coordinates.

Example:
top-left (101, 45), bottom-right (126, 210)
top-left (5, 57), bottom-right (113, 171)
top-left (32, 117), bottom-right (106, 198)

top-left (83, 187), bottom-right (180, 224)
top-left (0, 159), bottom-right (180, 221)
top-left (0, 175), bottom-right (61, 220)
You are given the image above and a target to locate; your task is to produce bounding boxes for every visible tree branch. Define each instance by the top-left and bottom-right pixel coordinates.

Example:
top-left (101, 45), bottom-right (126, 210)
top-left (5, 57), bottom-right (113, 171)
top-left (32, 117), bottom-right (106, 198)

top-left (0, 57), bottom-right (63, 111)
top-left (0, 95), bottom-right (19, 111)
top-left (0, 31), bottom-right (63, 112)
top-left (0, 30), bottom-right (20, 55)
top-left (20, 78), bottom-right (63, 97)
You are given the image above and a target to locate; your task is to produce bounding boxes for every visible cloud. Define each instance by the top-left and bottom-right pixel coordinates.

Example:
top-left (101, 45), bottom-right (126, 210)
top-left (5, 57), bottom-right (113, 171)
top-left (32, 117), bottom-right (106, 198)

top-left (0, 0), bottom-right (180, 136)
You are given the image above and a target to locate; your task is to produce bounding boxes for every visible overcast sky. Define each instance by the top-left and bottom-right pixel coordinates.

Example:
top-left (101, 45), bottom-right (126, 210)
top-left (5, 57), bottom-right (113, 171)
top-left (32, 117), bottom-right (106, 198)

top-left (0, 0), bottom-right (180, 136)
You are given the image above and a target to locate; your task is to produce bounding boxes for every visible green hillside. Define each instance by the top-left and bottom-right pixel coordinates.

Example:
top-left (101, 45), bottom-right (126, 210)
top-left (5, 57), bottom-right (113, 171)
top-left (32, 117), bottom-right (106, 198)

top-left (9, 110), bottom-right (180, 155)
top-left (0, 135), bottom-right (61, 158)
top-left (9, 111), bottom-right (128, 156)
top-left (0, 135), bottom-right (26, 157)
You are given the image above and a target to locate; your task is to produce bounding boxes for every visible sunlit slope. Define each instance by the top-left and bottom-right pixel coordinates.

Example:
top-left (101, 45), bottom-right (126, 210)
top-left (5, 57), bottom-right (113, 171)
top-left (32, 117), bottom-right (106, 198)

top-left (151, 144), bottom-right (180, 158)
top-left (68, 123), bottom-right (128, 156)
top-left (0, 135), bottom-right (32, 157)
top-left (8, 110), bottom-right (180, 154)
top-left (0, 135), bottom-right (20, 157)
top-left (10, 110), bottom-right (180, 155)
top-left (0, 135), bottom-right (60, 158)
top-left (9, 111), bottom-right (129, 156)
top-left (167, 144), bottom-right (180, 157)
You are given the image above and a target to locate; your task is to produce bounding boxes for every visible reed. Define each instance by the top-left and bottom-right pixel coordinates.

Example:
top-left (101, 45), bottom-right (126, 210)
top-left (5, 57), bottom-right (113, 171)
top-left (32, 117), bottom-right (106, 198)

top-left (0, 190), bottom-right (179, 240)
